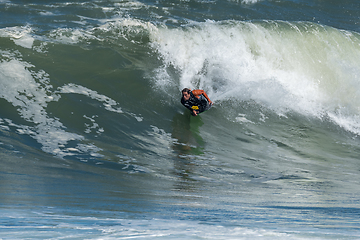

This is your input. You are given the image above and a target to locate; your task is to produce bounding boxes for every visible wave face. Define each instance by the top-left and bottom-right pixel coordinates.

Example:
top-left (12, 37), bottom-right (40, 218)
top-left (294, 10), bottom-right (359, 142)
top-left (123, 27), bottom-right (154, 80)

top-left (1, 0), bottom-right (360, 239)
top-left (151, 20), bottom-right (360, 133)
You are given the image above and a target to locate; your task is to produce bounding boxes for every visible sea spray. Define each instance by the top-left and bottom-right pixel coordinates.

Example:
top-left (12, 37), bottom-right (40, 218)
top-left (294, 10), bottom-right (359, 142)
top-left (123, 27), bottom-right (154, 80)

top-left (150, 20), bottom-right (360, 133)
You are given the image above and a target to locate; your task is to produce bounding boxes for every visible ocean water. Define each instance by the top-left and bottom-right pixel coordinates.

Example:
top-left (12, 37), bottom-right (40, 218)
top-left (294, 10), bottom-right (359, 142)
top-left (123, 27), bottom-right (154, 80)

top-left (1, 0), bottom-right (360, 239)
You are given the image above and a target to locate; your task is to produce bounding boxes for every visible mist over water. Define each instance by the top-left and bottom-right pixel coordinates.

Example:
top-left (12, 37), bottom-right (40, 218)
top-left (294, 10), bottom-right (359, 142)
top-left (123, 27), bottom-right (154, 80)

top-left (1, 0), bottom-right (360, 239)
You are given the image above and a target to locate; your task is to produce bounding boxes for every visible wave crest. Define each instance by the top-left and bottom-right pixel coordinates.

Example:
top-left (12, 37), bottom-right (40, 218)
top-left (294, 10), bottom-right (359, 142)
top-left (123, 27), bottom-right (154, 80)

top-left (150, 20), bottom-right (360, 133)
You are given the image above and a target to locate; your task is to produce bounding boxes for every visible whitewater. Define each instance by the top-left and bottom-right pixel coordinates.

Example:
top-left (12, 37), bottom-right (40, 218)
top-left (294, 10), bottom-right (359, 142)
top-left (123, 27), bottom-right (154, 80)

top-left (1, 0), bottom-right (360, 239)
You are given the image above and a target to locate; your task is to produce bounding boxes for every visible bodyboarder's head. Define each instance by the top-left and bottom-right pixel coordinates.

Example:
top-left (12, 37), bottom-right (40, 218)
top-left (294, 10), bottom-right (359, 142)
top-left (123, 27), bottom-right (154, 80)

top-left (181, 88), bottom-right (191, 101)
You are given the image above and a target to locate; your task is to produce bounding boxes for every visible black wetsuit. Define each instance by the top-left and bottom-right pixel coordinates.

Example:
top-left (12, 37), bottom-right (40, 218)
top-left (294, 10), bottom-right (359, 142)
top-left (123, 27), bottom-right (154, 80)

top-left (181, 91), bottom-right (211, 114)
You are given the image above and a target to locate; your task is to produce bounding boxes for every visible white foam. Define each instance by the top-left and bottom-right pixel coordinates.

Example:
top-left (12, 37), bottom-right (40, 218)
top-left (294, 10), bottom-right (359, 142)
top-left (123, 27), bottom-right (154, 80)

top-left (229, 0), bottom-right (260, 4)
top-left (58, 83), bottom-right (123, 113)
top-left (39, 11), bottom-right (55, 16)
top-left (0, 25), bottom-right (34, 48)
top-left (235, 114), bottom-right (254, 124)
top-left (241, 0), bottom-right (260, 4)
top-left (0, 59), bottom-right (87, 157)
top-left (48, 28), bottom-right (101, 45)
top-left (97, 17), bottom-right (158, 37)
top-left (150, 20), bottom-right (360, 134)
top-left (46, 16), bottom-right (157, 46)
top-left (0, 54), bottom-right (132, 157)
top-left (114, 0), bottom-right (147, 10)
top-left (83, 115), bottom-right (104, 135)
top-left (0, 211), bottom-right (329, 240)
top-left (58, 83), bottom-right (143, 122)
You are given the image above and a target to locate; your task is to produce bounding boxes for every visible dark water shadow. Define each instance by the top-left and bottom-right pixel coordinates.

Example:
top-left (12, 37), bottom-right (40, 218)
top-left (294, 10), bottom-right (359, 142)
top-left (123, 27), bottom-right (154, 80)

top-left (171, 111), bottom-right (205, 157)
top-left (169, 111), bottom-right (207, 192)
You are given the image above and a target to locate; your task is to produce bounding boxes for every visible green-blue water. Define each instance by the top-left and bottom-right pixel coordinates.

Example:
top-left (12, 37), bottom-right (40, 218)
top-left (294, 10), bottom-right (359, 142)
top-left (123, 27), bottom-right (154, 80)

top-left (1, 0), bottom-right (360, 239)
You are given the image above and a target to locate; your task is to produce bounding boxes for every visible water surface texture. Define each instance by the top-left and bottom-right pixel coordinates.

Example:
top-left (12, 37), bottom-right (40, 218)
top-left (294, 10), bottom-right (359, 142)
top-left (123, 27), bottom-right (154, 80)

top-left (1, 0), bottom-right (360, 239)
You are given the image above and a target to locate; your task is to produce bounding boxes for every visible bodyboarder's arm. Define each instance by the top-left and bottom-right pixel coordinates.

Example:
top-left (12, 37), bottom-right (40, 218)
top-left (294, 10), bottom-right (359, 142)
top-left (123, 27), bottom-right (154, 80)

top-left (192, 90), bottom-right (213, 105)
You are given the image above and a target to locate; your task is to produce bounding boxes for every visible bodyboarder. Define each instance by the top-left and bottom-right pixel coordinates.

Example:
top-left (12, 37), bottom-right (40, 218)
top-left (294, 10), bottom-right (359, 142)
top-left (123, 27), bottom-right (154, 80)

top-left (181, 88), bottom-right (213, 116)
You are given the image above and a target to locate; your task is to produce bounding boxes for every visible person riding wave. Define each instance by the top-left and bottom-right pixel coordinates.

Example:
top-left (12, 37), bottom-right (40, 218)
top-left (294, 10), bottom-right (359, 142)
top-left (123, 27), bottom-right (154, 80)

top-left (181, 88), bottom-right (213, 116)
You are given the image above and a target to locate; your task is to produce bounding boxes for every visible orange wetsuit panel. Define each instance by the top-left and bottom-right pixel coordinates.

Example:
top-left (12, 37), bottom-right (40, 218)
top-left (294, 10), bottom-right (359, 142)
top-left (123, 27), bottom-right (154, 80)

top-left (192, 90), bottom-right (212, 104)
